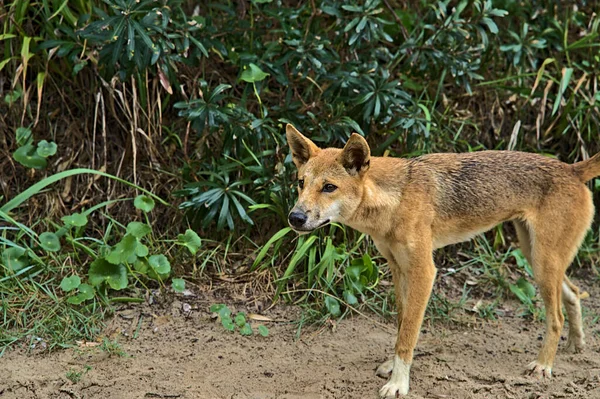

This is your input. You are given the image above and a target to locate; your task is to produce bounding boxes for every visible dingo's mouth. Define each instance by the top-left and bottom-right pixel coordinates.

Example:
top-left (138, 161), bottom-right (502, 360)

top-left (292, 219), bottom-right (330, 233)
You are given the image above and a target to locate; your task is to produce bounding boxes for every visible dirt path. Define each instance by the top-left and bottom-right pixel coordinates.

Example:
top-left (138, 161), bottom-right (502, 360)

top-left (1, 279), bottom-right (599, 399)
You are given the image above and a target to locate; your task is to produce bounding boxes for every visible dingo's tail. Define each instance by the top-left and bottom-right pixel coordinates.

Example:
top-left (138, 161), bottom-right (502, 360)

top-left (573, 152), bottom-right (600, 183)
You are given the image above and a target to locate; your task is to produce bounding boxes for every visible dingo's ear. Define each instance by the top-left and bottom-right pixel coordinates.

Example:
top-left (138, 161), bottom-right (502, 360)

top-left (286, 124), bottom-right (320, 168)
top-left (340, 133), bottom-right (370, 175)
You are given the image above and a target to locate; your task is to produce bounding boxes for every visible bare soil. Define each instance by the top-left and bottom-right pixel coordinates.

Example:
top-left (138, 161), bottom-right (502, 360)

top-left (1, 278), bottom-right (599, 399)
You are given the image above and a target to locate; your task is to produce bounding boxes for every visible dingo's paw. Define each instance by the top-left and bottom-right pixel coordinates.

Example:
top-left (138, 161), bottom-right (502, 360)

top-left (565, 335), bottom-right (585, 353)
top-left (376, 359), bottom-right (394, 378)
top-left (525, 361), bottom-right (552, 379)
top-left (379, 381), bottom-right (408, 398)
top-left (379, 356), bottom-right (410, 398)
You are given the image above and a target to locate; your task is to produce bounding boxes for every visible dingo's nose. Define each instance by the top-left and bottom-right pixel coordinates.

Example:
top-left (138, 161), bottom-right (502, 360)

top-left (288, 211), bottom-right (308, 228)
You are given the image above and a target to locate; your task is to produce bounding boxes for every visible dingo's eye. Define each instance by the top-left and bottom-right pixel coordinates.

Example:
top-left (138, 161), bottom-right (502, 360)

top-left (322, 183), bottom-right (337, 193)
top-left (298, 179), bottom-right (304, 189)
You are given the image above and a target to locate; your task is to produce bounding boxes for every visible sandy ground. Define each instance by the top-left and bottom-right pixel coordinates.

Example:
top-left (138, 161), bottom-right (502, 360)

top-left (1, 278), bottom-right (599, 399)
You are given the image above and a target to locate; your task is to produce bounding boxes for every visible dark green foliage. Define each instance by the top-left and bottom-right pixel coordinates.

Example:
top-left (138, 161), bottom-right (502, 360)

top-left (164, 0), bottom-right (597, 234)
top-left (16, 0), bottom-right (597, 236)
top-left (77, 0), bottom-right (208, 81)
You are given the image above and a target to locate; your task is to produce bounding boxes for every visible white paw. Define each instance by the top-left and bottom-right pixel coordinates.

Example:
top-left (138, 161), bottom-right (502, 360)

top-left (379, 355), bottom-right (411, 398)
top-left (526, 361), bottom-right (552, 379)
top-left (376, 359), bottom-right (394, 378)
top-left (379, 381), bottom-right (408, 398)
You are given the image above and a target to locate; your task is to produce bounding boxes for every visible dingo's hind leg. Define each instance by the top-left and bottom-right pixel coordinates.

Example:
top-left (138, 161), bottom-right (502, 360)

top-left (523, 185), bottom-right (593, 378)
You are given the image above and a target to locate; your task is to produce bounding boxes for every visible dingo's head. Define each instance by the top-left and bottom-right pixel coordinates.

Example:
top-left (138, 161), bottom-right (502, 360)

top-left (286, 124), bottom-right (370, 233)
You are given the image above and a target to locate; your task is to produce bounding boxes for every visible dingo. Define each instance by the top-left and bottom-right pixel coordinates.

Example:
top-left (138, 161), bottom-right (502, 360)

top-left (285, 124), bottom-right (594, 398)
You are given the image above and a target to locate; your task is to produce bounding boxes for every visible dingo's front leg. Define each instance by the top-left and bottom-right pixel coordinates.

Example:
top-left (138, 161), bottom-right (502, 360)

top-left (373, 239), bottom-right (406, 379)
top-left (379, 239), bottom-right (436, 399)
top-left (375, 263), bottom-right (405, 378)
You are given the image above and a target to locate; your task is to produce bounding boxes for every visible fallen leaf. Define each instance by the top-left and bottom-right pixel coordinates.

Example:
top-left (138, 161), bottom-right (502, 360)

top-left (248, 314), bottom-right (273, 322)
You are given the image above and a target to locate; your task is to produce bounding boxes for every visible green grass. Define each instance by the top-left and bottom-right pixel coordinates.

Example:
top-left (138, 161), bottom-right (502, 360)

top-left (0, 277), bottom-right (107, 354)
top-left (100, 337), bottom-right (127, 357)
top-left (66, 365), bottom-right (92, 383)
top-left (426, 289), bottom-right (470, 324)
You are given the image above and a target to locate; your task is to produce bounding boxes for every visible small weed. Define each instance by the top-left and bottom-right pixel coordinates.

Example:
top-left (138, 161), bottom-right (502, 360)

top-left (508, 277), bottom-right (539, 317)
top-left (470, 236), bottom-right (512, 293)
top-left (66, 365), bottom-right (91, 383)
top-left (100, 338), bottom-right (127, 357)
top-left (506, 249), bottom-right (545, 320)
top-left (11, 127), bottom-right (57, 170)
top-left (474, 300), bottom-right (499, 321)
top-left (210, 304), bottom-right (269, 337)
top-left (426, 289), bottom-right (469, 324)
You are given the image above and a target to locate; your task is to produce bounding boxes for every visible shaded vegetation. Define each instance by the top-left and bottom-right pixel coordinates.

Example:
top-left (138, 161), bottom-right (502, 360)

top-left (1, 0), bottom-right (599, 350)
